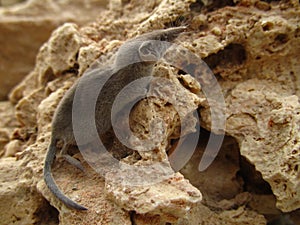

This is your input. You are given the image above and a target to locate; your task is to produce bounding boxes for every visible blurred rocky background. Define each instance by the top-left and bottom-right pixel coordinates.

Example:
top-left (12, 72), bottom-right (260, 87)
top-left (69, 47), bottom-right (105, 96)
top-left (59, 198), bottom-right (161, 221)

top-left (0, 0), bottom-right (107, 100)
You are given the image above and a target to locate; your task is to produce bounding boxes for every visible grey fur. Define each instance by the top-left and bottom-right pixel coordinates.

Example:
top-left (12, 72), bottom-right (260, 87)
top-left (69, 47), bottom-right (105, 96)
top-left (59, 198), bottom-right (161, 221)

top-left (43, 26), bottom-right (186, 210)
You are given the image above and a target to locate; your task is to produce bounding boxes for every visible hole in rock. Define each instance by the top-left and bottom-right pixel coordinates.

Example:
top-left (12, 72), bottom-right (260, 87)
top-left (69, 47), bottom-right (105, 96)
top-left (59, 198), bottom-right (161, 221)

top-left (203, 43), bottom-right (247, 71)
top-left (34, 198), bottom-right (59, 225)
top-left (239, 156), bottom-right (273, 194)
top-left (179, 128), bottom-right (244, 202)
top-left (190, 0), bottom-right (235, 13)
top-left (43, 67), bottom-right (55, 83)
top-left (274, 33), bottom-right (289, 44)
top-left (177, 69), bottom-right (187, 75)
top-left (129, 211), bottom-right (137, 225)
top-left (62, 63), bottom-right (79, 75)
top-left (262, 23), bottom-right (273, 31)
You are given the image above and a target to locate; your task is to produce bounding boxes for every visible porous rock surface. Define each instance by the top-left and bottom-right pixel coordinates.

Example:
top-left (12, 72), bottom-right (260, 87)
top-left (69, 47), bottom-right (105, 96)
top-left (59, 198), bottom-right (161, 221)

top-left (0, 0), bottom-right (299, 224)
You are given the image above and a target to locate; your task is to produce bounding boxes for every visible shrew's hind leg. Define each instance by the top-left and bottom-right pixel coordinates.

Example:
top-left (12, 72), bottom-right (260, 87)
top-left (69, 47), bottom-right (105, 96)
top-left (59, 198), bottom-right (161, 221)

top-left (59, 142), bottom-right (85, 172)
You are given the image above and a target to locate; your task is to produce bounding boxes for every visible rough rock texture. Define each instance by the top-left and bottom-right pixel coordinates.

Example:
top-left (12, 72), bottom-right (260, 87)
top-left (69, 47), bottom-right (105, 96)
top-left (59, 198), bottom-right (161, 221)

top-left (0, 157), bottom-right (59, 225)
top-left (226, 80), bottom-right (300, 212)
top-left (0, 0), bottom-right (108, 100)
top-left (194, 0), bottom-right (300, 213)
top-left (0, 101), bottom-right (19, 157)
top-left (0, 0), bottom-right (300, 224)
top-left (106, 172), bottom-right (201, 223)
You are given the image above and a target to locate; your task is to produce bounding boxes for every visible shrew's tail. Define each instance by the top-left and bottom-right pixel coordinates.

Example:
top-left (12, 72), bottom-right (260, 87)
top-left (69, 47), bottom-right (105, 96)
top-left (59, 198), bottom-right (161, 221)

top-left (43, 138), bottom-right (87, 210)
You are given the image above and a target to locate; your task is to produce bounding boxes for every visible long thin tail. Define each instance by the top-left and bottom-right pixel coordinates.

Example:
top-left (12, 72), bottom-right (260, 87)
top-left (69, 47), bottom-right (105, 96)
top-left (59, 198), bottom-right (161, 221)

top-left (43, 138), bottom-right (87, 210)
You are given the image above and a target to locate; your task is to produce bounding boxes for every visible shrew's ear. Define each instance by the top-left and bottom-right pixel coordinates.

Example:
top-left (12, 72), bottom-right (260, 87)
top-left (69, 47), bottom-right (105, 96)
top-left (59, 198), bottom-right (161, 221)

top-left (138, 41), bottom-right (159, 62)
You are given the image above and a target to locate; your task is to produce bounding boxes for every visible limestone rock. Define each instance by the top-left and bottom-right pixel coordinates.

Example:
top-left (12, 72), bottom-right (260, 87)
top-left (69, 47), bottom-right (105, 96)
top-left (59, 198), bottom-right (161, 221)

top-left (0, 0), bottom-right (300, 224)
top-left (197, 1), bottom-right (300, 214)
top-left (4, 139), bottom-right (23, 157)
top-left (0, 101), bottom-right (19, 156)
top-left (177, 203), bottom-right (267, 225)
top-left (226, 79), bottom-right (300, 212)
top-left (106, 172), bottom-right (202, 223)
top-left (0, 157), bottom-right (58, 225)
top-left (0, 0), bottom-right (108, 100)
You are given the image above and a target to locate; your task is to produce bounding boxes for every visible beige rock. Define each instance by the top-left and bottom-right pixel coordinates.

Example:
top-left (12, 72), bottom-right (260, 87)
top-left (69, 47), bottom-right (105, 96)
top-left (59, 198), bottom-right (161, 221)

top-left (0, 157), bottom-right (58, 225)
top-left (103, 63), bottom-right (203, 223)
top-left (225, 79), bottom-right (300, 212)
top-left (0, 129), bottom-right (9, 156)
top-left (177, 203), bottom-right (267, 225)
top-left (0, 0), bottom-right (299, 224)
top-left (36, 23), bottom-right (82, 80)
top-left (4, 139), bottom-right (22, 157)
top-left (0, 101), bottom-right (19, 156)
top-left (106, 172), bottom-right (201, 223)
top-left (132, 214), bottom-right (164, 225)
top-left (0, 0), bottom-right (108, 100)
top-left (197, 2), bottom-right (300, 214)
top-left (36, 156), bottom-right (132, 225)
